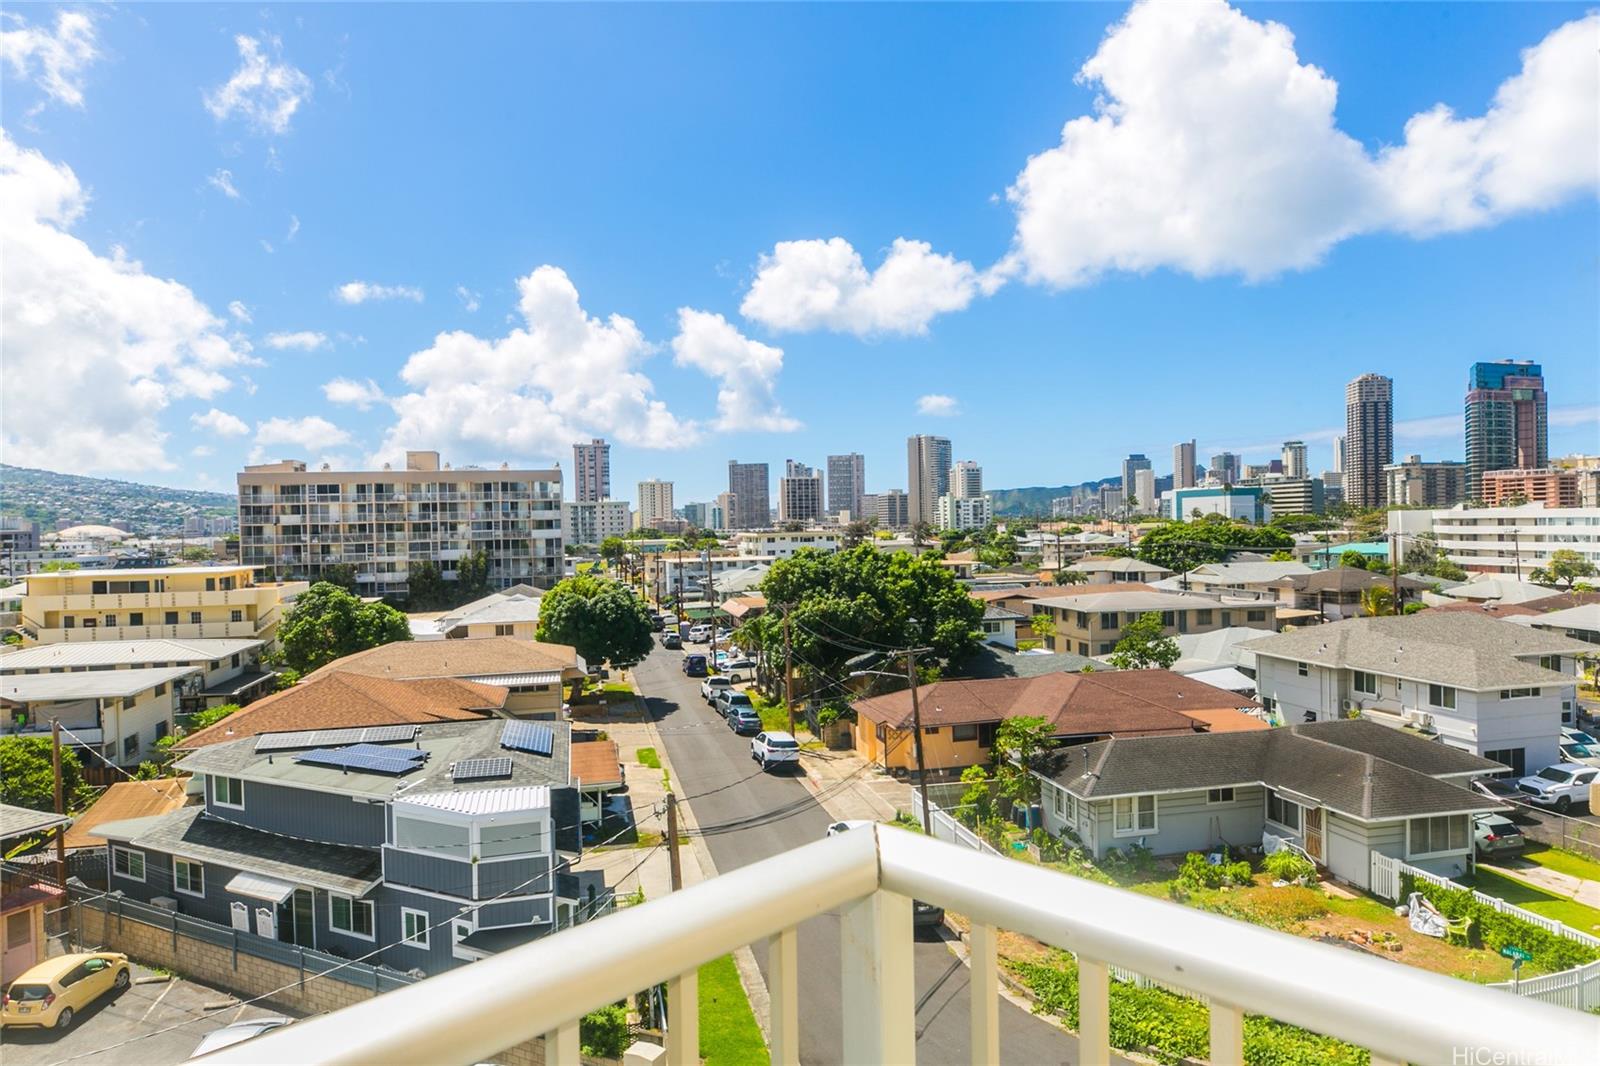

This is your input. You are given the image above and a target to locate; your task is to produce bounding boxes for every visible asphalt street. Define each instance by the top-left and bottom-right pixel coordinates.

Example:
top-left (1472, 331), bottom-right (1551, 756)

top-left (634, 638), bottom-right (1088, 1066)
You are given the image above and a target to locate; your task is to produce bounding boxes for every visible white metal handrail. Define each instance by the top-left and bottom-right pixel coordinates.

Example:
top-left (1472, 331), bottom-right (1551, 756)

top-left (200, 826), bottom-right (1600, 1066)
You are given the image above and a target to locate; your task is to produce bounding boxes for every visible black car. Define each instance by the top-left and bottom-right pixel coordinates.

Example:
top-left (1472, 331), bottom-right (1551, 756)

top-left (682, 653), bottom-right (708, 677)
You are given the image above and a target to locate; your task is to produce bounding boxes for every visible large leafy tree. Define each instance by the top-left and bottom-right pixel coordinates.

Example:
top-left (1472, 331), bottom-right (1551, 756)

top-left (535, 574), bottom-right (654, 669)
top-left (991, 716), bottom-right (1055, 810)
top-left (407, 561), bottom-right (449, 609)
top-left (1533, 549), bottom-right (1597, 590)
top-left (454, 549), bottom-right (491, 599)
top-left (0, 736), bottom-right (91, 812)
top-left (1106, 612), bottom-right (1180, 671)
top-left (1135, 520), bottom-right (1295, 573)
top-left (277, 581), bottom-right (413, 673)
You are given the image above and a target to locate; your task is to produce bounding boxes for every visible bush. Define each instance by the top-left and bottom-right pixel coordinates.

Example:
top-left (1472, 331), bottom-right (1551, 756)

top-left (1207, 887), bottom-right (1330, 932)
top-left (1401, 873), bottom-right (1600, 972)
top-left (1263, 850), bottom-right (1316, 885)
top-left (1176, 851), bottom-right (1255, 892)
top-left (579, 1003), bottom-right (630, 1058)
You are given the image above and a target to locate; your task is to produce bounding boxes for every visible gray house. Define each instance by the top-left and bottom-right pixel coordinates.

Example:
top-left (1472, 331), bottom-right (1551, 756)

top-left (1034, 719), bottom-right (1504, 888)
top-left (96, 719), bottom-right (593, 975)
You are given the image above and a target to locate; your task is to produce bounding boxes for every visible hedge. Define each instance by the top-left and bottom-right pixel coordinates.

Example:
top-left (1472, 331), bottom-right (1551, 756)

top-left (1400, 872), bottom-right (1600, 973)
top-left (1005, 952), bottom-right (1367, 1066)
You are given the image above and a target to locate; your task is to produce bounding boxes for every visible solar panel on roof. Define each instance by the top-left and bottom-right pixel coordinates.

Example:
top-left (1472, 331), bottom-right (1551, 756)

top-left (452, 756), bottom-right (513, 782)
top-left (255, 725), bottom-right (419, 752)
top-left (339, 743), bottom-right (426, 762)
top-left (500, 721), bottom-right (554, 756)
top-left (293, 746), bottom-right (426, 775)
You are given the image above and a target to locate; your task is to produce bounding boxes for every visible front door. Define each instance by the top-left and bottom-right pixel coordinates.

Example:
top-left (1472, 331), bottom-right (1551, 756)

top-left (280, 889), bottom-right (315, 947)
top-left (1304, 807), bottom-right (1324, 864)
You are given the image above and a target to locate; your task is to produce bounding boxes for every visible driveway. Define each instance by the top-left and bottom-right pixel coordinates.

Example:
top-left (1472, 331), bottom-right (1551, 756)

top-left (635, 638), bottom-right (1094, 1066)
top-left (3, 962), bottom-right (295, 1066)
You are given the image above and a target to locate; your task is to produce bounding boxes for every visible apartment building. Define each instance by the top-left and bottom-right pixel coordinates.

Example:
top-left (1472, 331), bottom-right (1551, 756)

top-left (1553, 455), bottom-right (1600, 507)
top-left (1389, 505), bottom-right (1600, 576)
top-left (16, 565), bottom-right (303, 647)
top-left (906, 435), bottom-right (952, 527)
top-left (1344, 373), bottom-right (1393, 508)
top-left (239, 451), bottom-right (563, 598)
top-left (778, 462), bottom-right (824, 524)
top-left (1, 637), bottom-right (272, 712)
top-left (950, 461), bottom-right (984, 499)
top-left (935, 494), bottom-right (991, 532)
top-left (726, 462), bottom-right (770, 530)
top-left (1281, 441), bottom-right (1308, 479)
top-left (571, 439), bottom-right (611, 503)
top-left (1481, 468), bottom-right (1581, 509)
top-left (1030, 589), bottom-right (1277, 658)
top-left (826, 454), bottom-right (866, 519)
top-left (1466, 360), bottom-right (1547, 500)
top-left (1121, 454), bottom-right (1151, 504)
top-left (636, 480), bottom-right (675, 529)
top-left (733, 530), bottom-right (840, 558)
top-left (860, 490), bottom-right (909, 530)
top-left (563, 499), bottom-right (631, 545)
top-left (1171, 486), bottom-right (1270, 523)
top-left (1246, 613), bottom-right (1585, 773)
top-left (2, 666), bottom-right (197, 766)
top-left (1384, 456), bottom-right (1467, 508)
top-left (1172, 440), bottom-right (1197, 490)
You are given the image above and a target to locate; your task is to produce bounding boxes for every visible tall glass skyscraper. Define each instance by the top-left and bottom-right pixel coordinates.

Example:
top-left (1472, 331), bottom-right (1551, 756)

top-left (1465, 360), bottom-right (1547, 502)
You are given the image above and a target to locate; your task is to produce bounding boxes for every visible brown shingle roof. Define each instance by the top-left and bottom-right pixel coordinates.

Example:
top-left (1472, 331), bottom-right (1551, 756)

top-left (62, 778), bottom-right (189, 851)
top-left (177, 674), bottom-right (504, 748)
top-left (305, 635), bottom-right (584, 682)
top-left (853, 670), bottom-right (1258, 739)
top-left (571, 739), bottom-right (623, 788)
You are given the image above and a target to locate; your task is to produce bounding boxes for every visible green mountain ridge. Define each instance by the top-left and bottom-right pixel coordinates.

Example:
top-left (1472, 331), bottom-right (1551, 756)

top-left (986, 478), bottom-right (1119, 516)
top-left (0, 464), bottom-right (236, 532)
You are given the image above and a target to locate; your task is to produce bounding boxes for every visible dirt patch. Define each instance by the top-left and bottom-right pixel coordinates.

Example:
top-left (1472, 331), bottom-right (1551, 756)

top-left (1301, 911), bottom-right (1516, 983)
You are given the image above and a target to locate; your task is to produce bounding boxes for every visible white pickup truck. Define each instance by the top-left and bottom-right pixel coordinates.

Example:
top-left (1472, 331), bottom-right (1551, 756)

top-left (1516, 763), bottom-right (1598, 812)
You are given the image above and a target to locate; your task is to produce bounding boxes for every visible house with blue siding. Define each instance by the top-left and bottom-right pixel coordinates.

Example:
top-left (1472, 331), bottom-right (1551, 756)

top-left (95, 718), bottom-right (594, 975)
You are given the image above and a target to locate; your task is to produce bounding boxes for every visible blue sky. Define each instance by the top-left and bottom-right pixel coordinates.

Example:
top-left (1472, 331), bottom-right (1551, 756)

top-left (2, 2), bottom-right (1596, 502)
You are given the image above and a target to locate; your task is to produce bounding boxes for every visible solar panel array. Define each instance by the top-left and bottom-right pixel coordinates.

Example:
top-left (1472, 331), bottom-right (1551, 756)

top-left (293, 744), bottom-right (429, 775)
top-left (256, 725), bottom-right (419, 752)
top-left (452, 756), bottom-right (514, 782)
top-left (500, 721), bottom-right (554, 756)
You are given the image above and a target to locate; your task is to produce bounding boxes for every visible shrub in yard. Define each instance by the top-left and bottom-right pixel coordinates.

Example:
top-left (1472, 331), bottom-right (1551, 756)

top-left (1176, 852), bottom-right (1255, 893)
top-left (580, 1003), bottom-right (630, 1058)
top-left (1400, 873), bottom-right (1600, 972)
top-left (1207, 886), bottom-right (1330, 932)
top-left (1263, 849), bottom-right (1316, 885)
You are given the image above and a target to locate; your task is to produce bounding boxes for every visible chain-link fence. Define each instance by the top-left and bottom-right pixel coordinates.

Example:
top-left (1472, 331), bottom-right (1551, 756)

top-left (1508, 800), bottom-right (1600, 862)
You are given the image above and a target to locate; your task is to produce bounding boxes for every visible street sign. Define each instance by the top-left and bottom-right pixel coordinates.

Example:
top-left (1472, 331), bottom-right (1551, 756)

top-left (1501, 946), bottom-right (1533, 963)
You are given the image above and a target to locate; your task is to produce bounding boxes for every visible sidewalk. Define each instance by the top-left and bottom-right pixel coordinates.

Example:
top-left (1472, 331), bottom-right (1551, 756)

top-left (797, 745), bottom-right (917, 824)
top-left (1482, 859), bottom-right (1600, 909)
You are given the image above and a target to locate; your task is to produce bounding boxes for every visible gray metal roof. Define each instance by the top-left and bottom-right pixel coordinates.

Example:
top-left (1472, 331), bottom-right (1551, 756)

top-left (1, 665), bottom-right (201, 701)
top-left (1041, 719), bottom-right (1504, 821)
top-left (1242, 613), bottom-right (1590, 689)
top-left (0, 638), bottom-right (264, 671)
top-left (95, 807), bottom-right (381, 896)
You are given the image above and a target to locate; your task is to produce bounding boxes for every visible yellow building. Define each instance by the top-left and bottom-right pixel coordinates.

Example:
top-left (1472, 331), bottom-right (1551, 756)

top-left (17, 565), bottom-right (305, 647)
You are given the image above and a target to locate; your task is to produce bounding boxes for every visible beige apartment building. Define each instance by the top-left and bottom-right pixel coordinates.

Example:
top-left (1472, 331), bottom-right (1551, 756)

top-left (16, 565), bottom-right (303, 647)
top-left (1031, 588), bottom-right (1277, 658)
top-left (238, 450), bottom-right (563, 599)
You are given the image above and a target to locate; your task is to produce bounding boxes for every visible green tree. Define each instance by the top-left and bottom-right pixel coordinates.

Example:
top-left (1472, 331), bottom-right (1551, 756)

top-left (1052, 569), bottom-right (1088, 585)
top-left (1268, 550), bottom-right (1294, 562)
top-left (910, 521), bottom-right (934, 551)
top-left (277, 582), bottom-right (412, 674)
top-left (991, 716), bottom-right (1055, 810)
top-left (1338, 549), bottom-right (1369, 570)
top-left (0, 736), bottom-right (91, 812)
top-left (958, 764), bottom-right (993, 824)
top-left (599, 537), bottom-right (628, 570)
top-left (39, 560), bottom-right (80, 572)
top-left (841, 518), bottom-right (877, 549)
top-left (1532, 549), bottom-right (1597, 590)
top-left (407, 561), bottom-right (449, 609)
top-left (1028, 612), bottom-right (1058, 646)
top-left (1358, 585), bottom-right (1396, 617)
top-left (188, 703), bottom-right (241, 731)
top-left (1134, 520), bottom-right (1295, 574)
top-left (454, 549), bottom-right (491, 599)
top-left (179, 546), bottom-right (215, 562)
top-left (321, 563), bottom-right (359, 592)
top-left (535, 574), bottom-right (654, 669)
top-left (1107, 612), bottom-right (1180, 670)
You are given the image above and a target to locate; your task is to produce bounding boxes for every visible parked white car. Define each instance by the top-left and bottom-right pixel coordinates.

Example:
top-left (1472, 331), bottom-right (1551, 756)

top-left (701, 676), bottom-right (734, 704)
top-left (751, 731), bottom-right (800, 770)
top-left (1515, 763), bottom-right (1598, 812)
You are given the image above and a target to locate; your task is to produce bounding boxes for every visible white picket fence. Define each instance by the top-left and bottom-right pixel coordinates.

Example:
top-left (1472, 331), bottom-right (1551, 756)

top-left (909, 791), bottom-right (1003, 857)
top-left (1370, 851), bottom-right (1600, 1010)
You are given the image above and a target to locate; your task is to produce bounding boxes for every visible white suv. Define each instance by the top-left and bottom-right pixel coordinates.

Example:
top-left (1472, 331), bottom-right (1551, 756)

top-left (1516, 763), bottom-right (1598, 812)
top-left (751, 731), bottom-right (800, 770)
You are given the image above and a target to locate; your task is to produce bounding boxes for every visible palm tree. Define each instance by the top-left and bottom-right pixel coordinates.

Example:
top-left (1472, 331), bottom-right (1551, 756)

top-left (1052, 569), bottom-right (1087, 585)
top-left (910, 521), bottom-right (934, 551)
top-left (1358, 585), bottom-right (1396, 617)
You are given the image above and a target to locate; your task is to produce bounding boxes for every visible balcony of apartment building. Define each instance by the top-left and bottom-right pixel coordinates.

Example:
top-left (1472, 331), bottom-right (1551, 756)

top-left (22, 619), bottom-right (267, 643)
top-left (201, 826), bottom-right (1591, 1066)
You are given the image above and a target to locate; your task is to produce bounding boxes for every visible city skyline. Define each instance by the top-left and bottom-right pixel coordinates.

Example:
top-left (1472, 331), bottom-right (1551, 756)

top-left (2, 2), bottom-right (1595, 502)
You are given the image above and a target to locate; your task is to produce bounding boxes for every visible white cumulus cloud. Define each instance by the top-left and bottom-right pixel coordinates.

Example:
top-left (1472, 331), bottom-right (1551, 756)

top-left (916, 394), bottom-right (959, 417)
top-left (191, 408), bottom-right (249, 438)
top-left (203, 34), bottom-right (312, 136)
top-left (227, 300), bottom-right (252, 323)
top-left (1003, 1), bottom-right (1599, 288)
top-left (251, 415), bottom-right (352, 462)
top-left (263, 330), bottom-right (328, 351)
top-left (740, 237), bottom-right (988, 336)
top-left (0, 130), bottom-right (250, 473)
top-left (374, 266), bottom-right (696, 465)
top-left (0, 10), bottom-right (99, 109)
top-left (322, 377), bottom-right (386, 410)
top-left (334, 280), bottom-right (424, 305)
top-left (455, 285), bottom-right (481, 313)
top-left (207, 168), bottom-right (241, 200)
top-left (671, 309), bottom-right (799, 432)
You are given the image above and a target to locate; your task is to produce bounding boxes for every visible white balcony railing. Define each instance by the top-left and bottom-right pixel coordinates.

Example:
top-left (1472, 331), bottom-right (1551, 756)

top-left (199, 827), bottom-right (1598, 1066)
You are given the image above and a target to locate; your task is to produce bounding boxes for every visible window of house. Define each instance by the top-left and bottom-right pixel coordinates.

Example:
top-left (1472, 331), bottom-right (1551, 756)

top-left (104, 615), bottom-right (118, 627)
top-left (1052, 787), bottom-right (1064, 816)
top-left (1484, 748), bottom-right (1526, 778)
top-left (331, 894), bottom-right (375, 939)
top-left (230, 610), bottom-right (244, 623)
top-left (1112, 795), bottom-right (1157, 836)
top-left (213, 776), bottom-right (245, 809)
top-left (153, 683), bottom-right (167, 697)
top-left (1408, 814), bottom-right (1468, 856)
top-left (1427, 684), bottom-right (1456, 710)
top-left (1160, 611), bottom-right (1176, 627)
top-left (174, 858), bottom-right (204, 897)
top-left (1099, 612), bottom-right (1118, 630)
top-left (1297, 662), bottom-right (1308, 677)
top-left (1265, 789), bottom-right (1302, 831)
top-left (395, 815), bottom-right (471, 859)
top-left (1247, 610), bottom-right (1266, 622)
top-left (481, 819), bottom-right (544, 859)
top-left (1500, 688), bottom-right (1540, 699)
top-left (495, 624), bottom-right (514, 636)
top-left (129, 612), bottom-right (144, 626)
top-left (1541, 655), bottom-right (1562, 671)
top-left (205, 578), bottom-right (216, 591)
top-left (1098, 642), bottom-right (1116, 655)
top-left (231, 653), bottom-right (241, 667)
top-left (1078, 642), bottom-right (1089, 656)
top-left (123, 733), bottom-right (139, 758)
top-left (875, 723), bottom-right (887, 742)
top-left (953, 724), bottom-right (979, 743)
top-left (923, 726), bottom-right (940, 736)
top-left (1197, 609), bottom-right (1213, 625)
top-left (155, 721), bottom-right (169, 741)
top-left (164, 611), bottom-right (179, 625)
top-left (112, 847), bottom-right (145, 882)
top-left (1207, 788), bottom-right (1235, 804)
top-left (977, 722), bottom-right (999, 747)
top-left (1260, 696), bottom-right (1276, 713)
top-left (190, 611), bottom-right (203, 624)
top-left (401, 908), bottom-right (431, 948)
top-left (1352, 671), bottom-right (1378, 695)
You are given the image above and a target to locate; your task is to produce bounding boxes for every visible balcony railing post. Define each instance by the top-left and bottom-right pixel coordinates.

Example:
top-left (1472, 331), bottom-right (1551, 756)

top-left (1078, 955), bottom-right (1111, 1065)
top-left (840, 889), bottom-right (914, 1065)
top-left (545, 1020), bottom-right (579, 1066)
top-left (769, 926), bottom-right (799, 1066)
top-left (1209, 1000), bottom-right (1244, 1066)
top-left (666, 969), bottom-right (698, 1065)
top-left (969, 922), bottom-right (999, 1065)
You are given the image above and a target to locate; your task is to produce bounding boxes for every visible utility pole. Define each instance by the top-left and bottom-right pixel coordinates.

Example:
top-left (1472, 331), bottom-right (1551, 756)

top-left (782, 606), bottom-right (796, 736)
top-left (704, 548), bottom-right (716, 676)
top-left (665, 793), bottom-right (683, 891)
top-left (906, 648), bottom-right (934, 836)
top-left (52, 718), bottom-right (66, 887)
top-left (1390, 530), bottom-right (1400, 613)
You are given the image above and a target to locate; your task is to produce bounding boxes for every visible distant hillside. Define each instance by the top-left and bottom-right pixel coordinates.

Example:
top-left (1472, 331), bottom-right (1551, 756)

top-left (988, 477), bottom-right (1119, 516)
top-left (0, 465), bottom-right (236, 533)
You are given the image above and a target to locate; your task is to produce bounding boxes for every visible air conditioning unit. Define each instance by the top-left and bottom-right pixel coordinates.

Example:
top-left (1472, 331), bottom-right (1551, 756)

top-left (1341, 699), bottom-right (1355, 712)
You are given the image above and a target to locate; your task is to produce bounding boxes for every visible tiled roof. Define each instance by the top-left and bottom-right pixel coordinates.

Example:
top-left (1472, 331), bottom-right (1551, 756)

top-left (177, 675), bottom-right (504, 748)
top-left (1241, 612), bottom-right (1589, 689)
top-left (62, 778), bottom-right (189, 851)
top-left (305, 635), bottom-right (584, 682)
top-left (1041, 719), bottom-right (1504, 821)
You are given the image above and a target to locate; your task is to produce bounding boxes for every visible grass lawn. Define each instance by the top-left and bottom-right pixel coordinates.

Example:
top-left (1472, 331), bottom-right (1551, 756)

top-left (636, 746), bottom-right (661, 769)
top-left (1519, 843), bottom-right (1600, 884)
top-left (1465, 868), bottom-right (1600, 935)
top-left (698, 953), bottom-right (766, 1065)
top-left (748, 690), bottom-right (795, 733)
